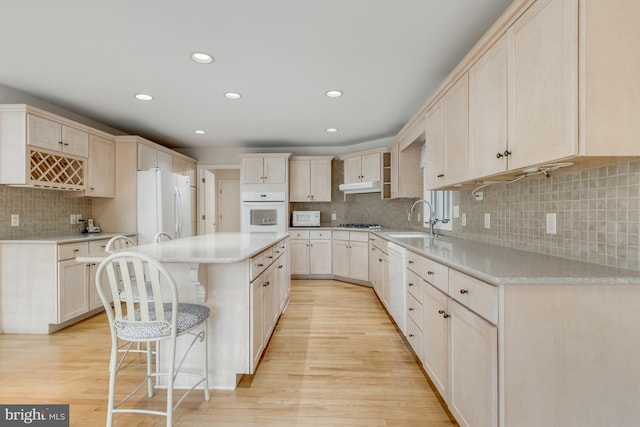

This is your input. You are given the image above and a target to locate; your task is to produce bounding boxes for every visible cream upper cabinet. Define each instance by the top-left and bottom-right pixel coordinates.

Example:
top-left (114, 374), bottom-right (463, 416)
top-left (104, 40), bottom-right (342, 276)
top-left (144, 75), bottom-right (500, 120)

top-left (469, 36), bottom-right (509, 179)
top-left (242, 156), bottom-right (287, 184)
top-left (289, 157), bottom-right (332, 202)
top-left (507, 0), bottom-right (577, 170)
top-left (28, 114), bottom-right (89, 157)
top-left (137, 143), bottom-right (172, 172)
top-left (172, 156), bottom-right (186, 176)
top-left (425, 75), bottom-right (468, 190)
top-left (343, 152), bottom-right (381, 184)
top-left (390, 142), bottom-right (422, 199)
top-left (86, 134), bottom-right (115, 198)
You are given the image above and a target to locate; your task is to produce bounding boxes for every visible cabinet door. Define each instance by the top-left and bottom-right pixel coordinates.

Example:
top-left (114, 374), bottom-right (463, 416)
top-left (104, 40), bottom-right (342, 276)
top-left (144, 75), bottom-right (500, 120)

top-left (507, 0), bottom-right (577, 170)
top-left (185, 161), bottom-right (197, 186)
top-left (309, 239), bottom-right (332, 275)
top-left (332, 240), bottom-right (350, 277)
top-left (251, 278), bottom-right (264, 371)
top-left (443, 74), bottom-right (469, 186)
top-left (423, 283), bottom-right (449, 397)
top-left (172, 156), bottom-right (187, 176)
top-left (349, 241), bottom-right (369, 282)
top-left (343, 157), bottom-right (362, 183)
top-left (361, 153), bottom-right (381, 182)
top-left (157, 150), bottom-right (172, 172)
top-left (448, 299), bottom-right (498, 427)
top-left (469, 36), bottom-right (508, 179)
top-left (290, 239), bottom-right (310, 275)
top-left (263, 157), bottom-right (286, 184)
top-left (88, 239), bottom-right (110, 310)
top-left (289, 159), bottom-right (311, 202)
top-left (425, 102), bottom-right (445, 189)
top-left (262, 267), bottom-right (278, 341)
top-left (137, 143), bottom-right (157, 170)
top-left (28, 114), bottom-right (61, 152)
top-left (309, 159), bottom-right (332, 202)
top-left (390, 144), bottom-right (399, 199)
top-left (61, 125), bottom-right (89, 157)
top-left (380, 252), bottom-right (389, 307)
top-left (58, 259), bottom-right (89, 323)
top-left (242, 157), bottom-right (265, 184)
top-left (87, 134), bottom-right (115, 197)
top-left (369, 246), bottom-right (381, 296)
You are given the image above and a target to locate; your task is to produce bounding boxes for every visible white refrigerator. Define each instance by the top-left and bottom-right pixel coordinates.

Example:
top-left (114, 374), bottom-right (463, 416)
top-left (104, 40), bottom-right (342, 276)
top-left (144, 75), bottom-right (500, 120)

top-left (137, 169), bottom-right (191, 245)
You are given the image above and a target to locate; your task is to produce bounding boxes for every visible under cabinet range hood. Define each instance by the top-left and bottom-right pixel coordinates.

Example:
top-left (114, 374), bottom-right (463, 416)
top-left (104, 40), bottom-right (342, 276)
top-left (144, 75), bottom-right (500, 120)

top-left (338, 180), bottom-right (381, 194)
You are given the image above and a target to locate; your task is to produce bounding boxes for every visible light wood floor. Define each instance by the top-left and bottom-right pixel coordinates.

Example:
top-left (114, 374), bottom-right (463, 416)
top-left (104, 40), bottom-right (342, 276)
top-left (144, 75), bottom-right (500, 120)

top-left (0, 279), bottom-right (457, 426)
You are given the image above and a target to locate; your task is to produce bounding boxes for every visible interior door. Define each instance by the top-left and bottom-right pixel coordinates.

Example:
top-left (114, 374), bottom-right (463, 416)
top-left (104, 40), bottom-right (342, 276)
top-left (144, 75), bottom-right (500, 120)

top-left (218, 180), bottom-right (240, 232)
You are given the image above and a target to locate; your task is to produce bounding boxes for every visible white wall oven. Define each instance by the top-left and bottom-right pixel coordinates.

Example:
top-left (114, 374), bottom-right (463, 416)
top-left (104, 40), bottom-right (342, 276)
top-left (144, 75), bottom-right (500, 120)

top-left (241, 192), bottom-right (286, 232)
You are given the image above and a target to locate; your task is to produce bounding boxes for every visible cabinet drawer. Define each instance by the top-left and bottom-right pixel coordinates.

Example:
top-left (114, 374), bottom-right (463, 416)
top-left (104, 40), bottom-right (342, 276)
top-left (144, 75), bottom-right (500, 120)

top-left (88, 239), bottom-right (109, 254)
top-left (407, 252), bottom-right (449, 293)
top-left (449, 269), bottom-right (498, 324)
top-left (250, 253), bottom-right (265, 281)
top-left (406, 269), bottom-right (424, 303)
top-left (309, 230), bottom-right (331, 240)
top-left (290, 230), bottom-right (310, 240)
top-left (58, 242), bottom-right (88, 261)
top-left (407, 291), bottom-right (423, 329)
top-left (406, 317), bottom-right (424, 362)
top-left (349, 231), bottom-right (369, 242)
top-left (332, 230), bottom-right (349, 241)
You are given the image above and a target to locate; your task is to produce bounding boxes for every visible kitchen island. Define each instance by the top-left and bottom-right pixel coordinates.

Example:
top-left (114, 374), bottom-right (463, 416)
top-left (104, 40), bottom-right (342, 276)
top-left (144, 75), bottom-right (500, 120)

top-left (84, 232), bottom-right (291, 390)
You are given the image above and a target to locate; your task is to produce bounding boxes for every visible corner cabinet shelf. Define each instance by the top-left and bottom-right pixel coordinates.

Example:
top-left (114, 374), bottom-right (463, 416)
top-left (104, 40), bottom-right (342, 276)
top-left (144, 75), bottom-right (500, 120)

top-left (382, 152), bottom-right (391, 199)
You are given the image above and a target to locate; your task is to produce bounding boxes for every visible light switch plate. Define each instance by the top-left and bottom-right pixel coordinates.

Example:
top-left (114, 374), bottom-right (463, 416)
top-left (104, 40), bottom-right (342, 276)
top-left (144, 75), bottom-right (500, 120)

top-left (11, 214), bottom-right (19, 227)
top-left (70, 214), bottom-right (77, 225)
top-left (475, 192), bottom-right (484, 201)
top-left (484, 213), bottom-right (491, 229)
top-left (331, 213), bottom-right (337, 221)
top-left (546, 212), bottom-right (557, 234)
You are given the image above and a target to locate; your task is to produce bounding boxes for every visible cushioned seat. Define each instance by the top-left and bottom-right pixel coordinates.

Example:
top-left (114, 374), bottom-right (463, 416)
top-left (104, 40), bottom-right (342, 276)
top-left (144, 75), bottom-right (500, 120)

top-left (117, 303), bottom-right (210, 341)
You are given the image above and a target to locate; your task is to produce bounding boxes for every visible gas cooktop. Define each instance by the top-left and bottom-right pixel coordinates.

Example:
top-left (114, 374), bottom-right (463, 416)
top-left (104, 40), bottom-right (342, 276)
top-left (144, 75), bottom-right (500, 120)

top-left (337, 223), bottom-right (381, 230)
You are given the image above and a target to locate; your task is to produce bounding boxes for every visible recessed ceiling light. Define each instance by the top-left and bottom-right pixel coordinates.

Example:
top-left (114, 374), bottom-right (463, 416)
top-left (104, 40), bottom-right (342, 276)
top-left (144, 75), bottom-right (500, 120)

top-left (224, 92), bottom-right (242, 99)
top-left (326, 128), bottom-right (339, 133)
top-left (191, 52), bottom-right (214, 64)
top-left (193, 130), bottom-right (207, 135)
top-left (135, 93), bottom-right (154, 101)
top-left (326, 90), bottom-right (343, 98)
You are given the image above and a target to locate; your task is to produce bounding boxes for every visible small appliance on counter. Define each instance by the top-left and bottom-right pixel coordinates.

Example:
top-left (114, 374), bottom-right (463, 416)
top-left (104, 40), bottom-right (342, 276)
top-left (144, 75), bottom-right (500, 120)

top-left (292, 211), bottom-right (320, 227)
top-left (81, 218), bottom-right (101, 233)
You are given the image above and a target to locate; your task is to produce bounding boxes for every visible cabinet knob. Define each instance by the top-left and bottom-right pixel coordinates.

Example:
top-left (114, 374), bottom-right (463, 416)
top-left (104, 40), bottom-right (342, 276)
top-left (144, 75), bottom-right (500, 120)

top-left (496, 152), bottom-right (503, 159)
top-left (58, 141), bottom-right (63, 145)
top-left (437, 174), bottom-right (444, 178)
top-left (409, 307), bottom-right (414, 311)
top-left (258, 263), bottom-right (264, 267)
top-left (408, 282), bottom-right (414, 287)
top-left (408, 333), bottom-right (414, 338)
top-left (263, 281), bottom-right (270, 287)
top-left (427, 271), bottom-right (434, 275)
top-left (460, 289), bottom-right (468, 294)
top-left (63, 143), bottom-right (69, 146)
top-left (504, 150), bottom-right (512, 157)
top-left (438, 310), bottom-right (445, 314)
top-left (408, 260), bottom-right (414, 264)
top-left (73, 249), bottom-right (79, 252)
top-left (378, 258), bottom-right (383, 262)
top-left (278, 265), bottom-right (283, 269)
top-left (267, 255), bottom-right (273, 259)
top-left (443, 313), bottom-right (450, 319)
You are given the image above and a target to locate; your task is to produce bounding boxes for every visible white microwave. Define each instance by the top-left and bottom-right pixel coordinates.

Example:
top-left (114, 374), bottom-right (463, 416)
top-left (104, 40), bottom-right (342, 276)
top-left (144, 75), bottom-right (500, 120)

top-left (292, 211), bottom-right (320, 227)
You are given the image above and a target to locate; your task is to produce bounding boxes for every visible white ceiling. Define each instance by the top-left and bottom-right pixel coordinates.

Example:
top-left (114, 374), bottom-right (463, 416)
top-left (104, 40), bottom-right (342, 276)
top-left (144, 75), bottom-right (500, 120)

top-left (0, 0), bottom-right (513, 151)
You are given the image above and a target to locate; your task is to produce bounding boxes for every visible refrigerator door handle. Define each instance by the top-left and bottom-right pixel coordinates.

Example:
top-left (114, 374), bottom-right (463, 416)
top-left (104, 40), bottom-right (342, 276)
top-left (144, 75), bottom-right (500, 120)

top-left (174, 186), bottom-right (181, 238)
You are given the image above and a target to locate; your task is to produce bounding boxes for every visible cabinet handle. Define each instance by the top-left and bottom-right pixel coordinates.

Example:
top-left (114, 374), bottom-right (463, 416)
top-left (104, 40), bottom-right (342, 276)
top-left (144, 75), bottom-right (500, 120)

top-left (378, 258), bottom-right (383, 262)
top-left (90, 187), bottom-right (95, 190)
top-left (408, 333), bottom-right (414, 338)
top-left (63, 143), bottom-right (69, 146)
top-left (278, 265), bottom-right (283, 269)
top-left (437, 174), bottom-right (444, 178)
top-left (257, 263), bottom-right (264, 267)
top-left (443, 313), bottom-right (450, 319)
top-left (408, 260), bottom-right (414, 264)
top-left (504, 150), bottom-right (512, 157)
top-left (409, 307), bottom-right (414, 311)
top-left (263, 281), bottom-right (270, 287)
top-left (408, 282), bottom-right (414, 287)
top-left (496, 152), bottom-right (503, 159)
top-left (267, 256), bottom-right (273, 259)
top-left (427, 271), bottom-right (434, 275)
top-left (438, 310), bottom-right (445, 314)
top-left (459, 289), bottom-right (468, 294)
top-left (73, 249), bottom-right (79, 252)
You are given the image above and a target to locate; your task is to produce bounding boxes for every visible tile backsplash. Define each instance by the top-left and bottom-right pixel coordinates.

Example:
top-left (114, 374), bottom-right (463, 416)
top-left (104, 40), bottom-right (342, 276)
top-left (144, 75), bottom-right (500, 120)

top-left (0, 186), bottom-right (92, 238)
top-left (450, 159), bottom-right (640, 271)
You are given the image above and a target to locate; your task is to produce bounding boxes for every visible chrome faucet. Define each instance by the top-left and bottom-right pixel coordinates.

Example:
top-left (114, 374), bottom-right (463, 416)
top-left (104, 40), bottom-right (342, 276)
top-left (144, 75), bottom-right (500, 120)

top-left (409, 199), bottom-right (438, 236)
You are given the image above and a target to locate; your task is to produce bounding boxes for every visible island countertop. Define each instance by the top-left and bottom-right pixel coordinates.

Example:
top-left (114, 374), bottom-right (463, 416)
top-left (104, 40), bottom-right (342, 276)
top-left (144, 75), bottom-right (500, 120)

top-left (80, 232), bottom-right (290, 264)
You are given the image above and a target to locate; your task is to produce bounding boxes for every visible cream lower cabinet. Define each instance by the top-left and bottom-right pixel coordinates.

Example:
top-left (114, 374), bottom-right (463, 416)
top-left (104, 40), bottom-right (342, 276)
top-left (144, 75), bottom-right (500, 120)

top-left (290, 230), bottom-right (332, 276)
top-left (58, 258), bottom-right (89, 323)
top-left (332, 231), bottom-right (369, 282)
top-left (368, 233), bottom-right (389, 305)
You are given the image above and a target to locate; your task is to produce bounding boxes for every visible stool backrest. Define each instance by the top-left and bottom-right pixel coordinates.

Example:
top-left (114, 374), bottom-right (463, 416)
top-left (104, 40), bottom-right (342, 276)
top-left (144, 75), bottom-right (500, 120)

top-left (154, 232), bottom-right (173, 243)
top-left (96, 251), bottom-right (178, 337)
top-left (105, 235), bottom-right (137, 252)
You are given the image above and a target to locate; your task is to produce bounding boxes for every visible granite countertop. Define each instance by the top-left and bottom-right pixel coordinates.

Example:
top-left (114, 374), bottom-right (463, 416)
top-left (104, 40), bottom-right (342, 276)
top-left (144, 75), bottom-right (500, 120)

top-left (0, 232), bottom-right (136, 244)
top-left (377, 231), bottom-right (640, 287)
top-left (78, 232), bottom-right (289, 264)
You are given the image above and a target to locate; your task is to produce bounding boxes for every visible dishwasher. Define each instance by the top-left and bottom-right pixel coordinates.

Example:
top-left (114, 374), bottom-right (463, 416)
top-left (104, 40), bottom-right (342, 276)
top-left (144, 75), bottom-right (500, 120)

top-left (387, 242), bottom-right (407, 336)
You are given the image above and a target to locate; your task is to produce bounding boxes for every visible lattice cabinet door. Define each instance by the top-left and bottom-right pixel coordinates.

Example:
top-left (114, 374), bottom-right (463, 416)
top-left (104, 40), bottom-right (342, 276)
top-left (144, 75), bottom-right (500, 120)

top-left (28, 147), bottom-right (86, 191)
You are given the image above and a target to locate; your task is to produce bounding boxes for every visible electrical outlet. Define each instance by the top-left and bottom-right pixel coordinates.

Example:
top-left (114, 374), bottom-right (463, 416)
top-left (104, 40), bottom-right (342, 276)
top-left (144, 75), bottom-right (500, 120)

top-left (461, 213), bottom-right (467, 227)
top-left (70, 214), bottom-right (77, 225)
top-left (331, 213), bottom-right (337, 221)
top-left (546, 213), bottom-right (557, 234)
top-left (76, 214), bottom-right (83, 222)
top-left (11, 214), bottom-right (19, 227)
top-left (484, 213), bottom-right (491, 229)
